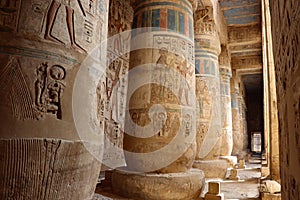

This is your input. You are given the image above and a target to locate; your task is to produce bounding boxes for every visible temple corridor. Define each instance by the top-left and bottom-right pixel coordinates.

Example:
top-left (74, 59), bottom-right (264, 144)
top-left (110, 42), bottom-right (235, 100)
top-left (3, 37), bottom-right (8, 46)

top-left (0, 0), bottom-right (299, 200)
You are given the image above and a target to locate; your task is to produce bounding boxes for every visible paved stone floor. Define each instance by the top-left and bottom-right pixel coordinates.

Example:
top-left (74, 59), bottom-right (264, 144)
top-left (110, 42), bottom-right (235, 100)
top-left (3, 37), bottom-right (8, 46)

top-left (94, 156), bottom-right (263, 200)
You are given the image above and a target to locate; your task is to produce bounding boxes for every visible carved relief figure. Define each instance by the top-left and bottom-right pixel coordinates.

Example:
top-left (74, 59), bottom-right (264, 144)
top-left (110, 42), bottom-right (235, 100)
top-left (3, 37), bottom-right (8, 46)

top-left (44, 0), bottom-right (86, 53)
top-left (35, 63), bottom-right (66, 119)
top-left (197, 80), bottom-right (211, 120)
top-left (174, 56), bottom-right (193, 105)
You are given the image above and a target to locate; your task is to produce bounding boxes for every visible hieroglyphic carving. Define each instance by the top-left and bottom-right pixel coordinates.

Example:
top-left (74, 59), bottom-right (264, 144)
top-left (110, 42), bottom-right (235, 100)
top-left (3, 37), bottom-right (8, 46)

top-left (153, 34), bottom-right (194, 63)
top-left (196, 79), bottom-right (212, 121)
top-left (0, 57), bottom-right (36, 120)
top-left (152, 47), bottom-right (194, 106)
top-left (231, 56), bottom-right (262, 68)
top-left (194, 6), bottom-right (216, 36)
top-left (228, 25), bottom-right (261, 44)
top-left (34, 63), bottom-right (66, 120)
top-left (0, 0), bottom-right (21, 32)
top-left (97, 0), bottom-right (133, 152)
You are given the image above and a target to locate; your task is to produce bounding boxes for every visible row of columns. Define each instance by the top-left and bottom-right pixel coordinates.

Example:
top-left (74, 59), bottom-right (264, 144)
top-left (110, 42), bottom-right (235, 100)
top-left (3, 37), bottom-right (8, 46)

top-left (112, 2), bottom-right (250, 199)
top-left (0, 0), bottom-right (251, 199)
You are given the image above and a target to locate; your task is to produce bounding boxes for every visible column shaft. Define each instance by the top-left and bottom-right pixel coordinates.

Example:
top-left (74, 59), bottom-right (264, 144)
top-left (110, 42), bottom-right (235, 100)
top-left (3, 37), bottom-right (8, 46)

top-left (0, 0), bottom-right (108, 199)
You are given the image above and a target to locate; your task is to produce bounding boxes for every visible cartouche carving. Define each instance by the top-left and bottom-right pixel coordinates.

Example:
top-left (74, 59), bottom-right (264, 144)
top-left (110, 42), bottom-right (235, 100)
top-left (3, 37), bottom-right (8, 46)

top-left (35, 62), bottom-right (66, 119)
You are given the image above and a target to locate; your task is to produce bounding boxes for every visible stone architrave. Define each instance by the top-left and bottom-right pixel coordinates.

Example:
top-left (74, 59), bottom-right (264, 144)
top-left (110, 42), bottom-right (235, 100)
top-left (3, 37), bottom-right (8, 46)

top-left (0, 0), bottom-right (109, 199)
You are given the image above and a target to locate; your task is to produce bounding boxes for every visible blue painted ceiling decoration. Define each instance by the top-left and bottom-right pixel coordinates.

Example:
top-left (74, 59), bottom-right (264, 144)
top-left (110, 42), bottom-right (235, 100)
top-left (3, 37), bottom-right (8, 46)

top-left (219, 0), bottom-right (261, 26)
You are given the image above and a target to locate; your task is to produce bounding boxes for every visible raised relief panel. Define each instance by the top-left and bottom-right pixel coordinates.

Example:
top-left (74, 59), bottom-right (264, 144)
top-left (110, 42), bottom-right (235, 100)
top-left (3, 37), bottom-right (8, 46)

top-left (228, 25), bottom-right (261, 44)
top-left (16, 0), bottom-right (104, 53)
top-left (0, 0), bottom-right (21, 32)
top-left (34, 63), bottom-right (66, 120)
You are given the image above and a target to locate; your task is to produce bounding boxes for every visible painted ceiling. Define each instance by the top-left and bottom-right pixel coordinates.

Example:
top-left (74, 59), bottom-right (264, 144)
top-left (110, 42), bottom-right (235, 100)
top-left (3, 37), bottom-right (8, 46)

top-left (219, 0), bottom-right (261, 26)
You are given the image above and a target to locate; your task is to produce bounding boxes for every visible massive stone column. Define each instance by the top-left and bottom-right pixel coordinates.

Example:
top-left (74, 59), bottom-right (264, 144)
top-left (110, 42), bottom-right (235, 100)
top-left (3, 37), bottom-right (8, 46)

top-left (230, 74), bottom-right (242, 156)
top-left (193, 6), bottom-right (228, 179)
top-left (219, 45), bottom-right (233, 156)
top-left (111, 1), bottom-right (205, 200)
top-left (238, 93), bottom-right (248, 154)
top-left (218, 45), bottom-right (237, 167)
top-left (0, 0), bottom-right (108, 199)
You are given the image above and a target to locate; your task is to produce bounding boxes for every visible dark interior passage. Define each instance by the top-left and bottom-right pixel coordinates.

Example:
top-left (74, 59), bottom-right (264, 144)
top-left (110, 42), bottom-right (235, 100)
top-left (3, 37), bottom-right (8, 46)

top-left (242, 74), bottom-right (264, 153)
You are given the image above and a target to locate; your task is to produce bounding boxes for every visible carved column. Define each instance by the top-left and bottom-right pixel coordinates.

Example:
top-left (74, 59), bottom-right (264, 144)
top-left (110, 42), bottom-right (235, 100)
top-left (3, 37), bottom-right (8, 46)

top-left (238, 94), bottom-right (248, 154)
top-left (219, 45), bottom-right (233, 156)
top-left (111, 1), bottom-right (205, 200)
top-left (230, 74), bottom-right (242, 156)
top-left (193, 6), bottom-right (228, 179)
top-left (0, 0), bottom-right (108, 199)
top-left (218, 45), bottom-right (236, 166)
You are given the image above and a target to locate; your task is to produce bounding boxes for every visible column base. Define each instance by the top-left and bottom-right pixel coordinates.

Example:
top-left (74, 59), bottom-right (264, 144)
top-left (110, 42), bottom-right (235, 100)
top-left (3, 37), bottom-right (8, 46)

top-left (205, 193), bottom-right (224, 200)
top-left (219, 156), bottom-right (237, 168)
top-left (111, 168), bottom-right (205, 200)
top-left (193, 160), bottom-right (228, 179)
top-left (261, 192), bottom-right (281, 200)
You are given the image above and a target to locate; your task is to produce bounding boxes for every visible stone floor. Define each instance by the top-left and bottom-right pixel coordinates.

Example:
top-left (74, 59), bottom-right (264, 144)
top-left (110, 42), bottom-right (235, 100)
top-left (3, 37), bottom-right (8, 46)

top-left (94, 156), bottom-right (263, 200)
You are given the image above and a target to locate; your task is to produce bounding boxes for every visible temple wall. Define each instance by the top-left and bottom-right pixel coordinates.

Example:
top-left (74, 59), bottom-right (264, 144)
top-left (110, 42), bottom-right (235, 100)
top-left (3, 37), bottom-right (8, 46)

top-left (270, 0), bottom-right (300, 198)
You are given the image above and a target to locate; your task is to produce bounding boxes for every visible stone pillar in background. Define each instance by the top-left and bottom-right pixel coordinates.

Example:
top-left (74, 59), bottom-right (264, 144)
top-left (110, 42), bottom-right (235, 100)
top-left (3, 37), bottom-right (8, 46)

top-left (99, 0), bottom-right (133, 171)
top-left (238, 93), bottom-right (248, 155)
top-left (111, 1), bottom-right (205, 200)
top-left (219, 45), bottom-right (236, 167)
top-left (230, 75), bottom-right (242, 156)
top-left (0, 0), bottom-right (109, 199)
top-left (193, 6), bottom-right (228, 179)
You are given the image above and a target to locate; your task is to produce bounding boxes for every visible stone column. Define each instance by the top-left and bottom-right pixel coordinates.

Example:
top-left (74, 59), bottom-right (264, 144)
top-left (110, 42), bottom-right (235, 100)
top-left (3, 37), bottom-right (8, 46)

top-left (230, 75), bottom-right (242, 156)
top-left (0, 1), bottom-right (108, 199)
top-left (238, 93), bottom-right (248, 155)
top-left (193, 6), bottom-right (228, 179)
top-left (111, 1), bottom-right (205, 200)
top-left (219, 45), bottom-right (236, 166)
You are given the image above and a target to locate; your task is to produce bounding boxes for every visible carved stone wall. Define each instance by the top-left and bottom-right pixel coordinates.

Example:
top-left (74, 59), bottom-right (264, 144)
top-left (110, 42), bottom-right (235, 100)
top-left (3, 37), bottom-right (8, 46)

top-left (0, 0), bottom-right (109, 198)
top-left (270, 0), bottom-right (300, 198)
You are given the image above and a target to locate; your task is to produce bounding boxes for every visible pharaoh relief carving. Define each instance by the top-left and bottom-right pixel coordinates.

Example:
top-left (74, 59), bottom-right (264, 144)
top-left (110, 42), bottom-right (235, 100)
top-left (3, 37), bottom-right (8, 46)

top-left (152, 47), bottom-right (194, 106)
top-left (43, 0), bottom-right (87, 53)
top-left (194, 6), bottom-right (216, 36)
top-left (196, 79), bottom-right (212, 121)
top-left (34, 62), bottom-right (66, 120)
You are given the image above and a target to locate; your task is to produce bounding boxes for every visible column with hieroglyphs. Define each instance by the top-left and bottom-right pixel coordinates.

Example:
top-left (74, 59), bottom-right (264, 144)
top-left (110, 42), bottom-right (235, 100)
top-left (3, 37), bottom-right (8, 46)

top-left (193, 6), bottom-right (228, 179)
top-left (111, 1), bottom-right (205, 200)
top-left (0, 0), bottom-right (109, 199)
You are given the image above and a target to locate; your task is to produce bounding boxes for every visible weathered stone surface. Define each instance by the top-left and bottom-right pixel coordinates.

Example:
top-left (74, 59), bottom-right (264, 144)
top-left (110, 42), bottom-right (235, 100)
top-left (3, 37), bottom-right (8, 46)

top-left (270, 0), bottom-right (300, 199)
top-left (0, 139), bottom-right (101, 199)
top-left (123, 0), bottom-right (197, 174)
top-left (261, 192), bottom-right (281, 200)
top-left (219, 45), bottom-right (233, 156)
top-left (228, 169), bottom-right (240, 181)
top-left (0, 0), bottom-right (108, 198)
top-left (220, 156), bottom-right (237, 168)
top-left (194, 6), bottom-right (222, 161)
top-left (112, 169), bottom-right (205, 200)
top-left (193, 160), bottom-right (228, 179)
top-left (260, 180), bottom-right (281, 194)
